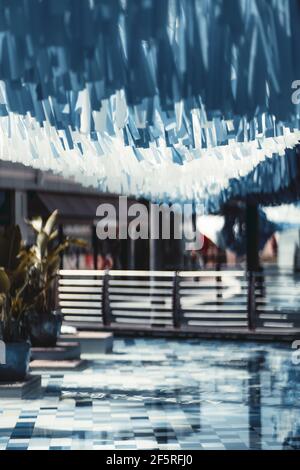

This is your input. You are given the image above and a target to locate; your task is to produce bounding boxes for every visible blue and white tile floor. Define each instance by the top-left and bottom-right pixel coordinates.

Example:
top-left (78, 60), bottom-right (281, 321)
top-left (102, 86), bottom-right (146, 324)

top-left (0, 338), bottom-right (300, 450)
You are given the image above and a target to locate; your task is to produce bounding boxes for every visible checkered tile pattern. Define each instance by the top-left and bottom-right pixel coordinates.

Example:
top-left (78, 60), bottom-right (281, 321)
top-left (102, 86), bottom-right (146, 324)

top-left (1, 338), bottom-right (300, 450)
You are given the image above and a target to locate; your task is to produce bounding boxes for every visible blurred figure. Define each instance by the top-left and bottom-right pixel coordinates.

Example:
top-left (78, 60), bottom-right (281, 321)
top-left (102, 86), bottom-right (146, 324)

top-left (99, 254), bottom-right (114, 270)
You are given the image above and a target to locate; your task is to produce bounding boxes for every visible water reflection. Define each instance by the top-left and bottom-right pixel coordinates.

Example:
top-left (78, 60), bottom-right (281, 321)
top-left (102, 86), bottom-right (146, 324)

top-left (248, 352), bottom-right (264, 450)
top-left (0, 338), bottom-right (299, 450)
top-left (56, 340), bottom-right (300, 449)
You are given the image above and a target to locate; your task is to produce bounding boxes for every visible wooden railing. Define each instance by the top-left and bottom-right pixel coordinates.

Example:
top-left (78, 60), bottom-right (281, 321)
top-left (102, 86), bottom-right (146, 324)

top-left (58, 269), bottom-right (300, 336)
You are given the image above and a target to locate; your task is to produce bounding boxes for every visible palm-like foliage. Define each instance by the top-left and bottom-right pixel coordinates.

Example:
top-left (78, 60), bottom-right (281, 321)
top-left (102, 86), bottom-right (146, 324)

top-left (0, 268), bottom-right (10, 321)
top-left (0, 226), bottom-right (32, 341)
top-left (24, 210), bottom-right (86, 315)
top-left (0, 210), bottom-right (86, 341)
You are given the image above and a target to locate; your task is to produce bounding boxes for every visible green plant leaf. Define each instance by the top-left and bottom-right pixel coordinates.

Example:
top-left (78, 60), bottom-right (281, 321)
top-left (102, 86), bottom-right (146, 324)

top-left (0, 268), bottom-right (10, 294)
top-left (36, 232), bottom-right (48, 260)
top-left (49, 229), bottom-right (59, 241)
top-left (27, 216), bottom-right (43, 233)
top-left (44, 210), bottom-right (58, 237)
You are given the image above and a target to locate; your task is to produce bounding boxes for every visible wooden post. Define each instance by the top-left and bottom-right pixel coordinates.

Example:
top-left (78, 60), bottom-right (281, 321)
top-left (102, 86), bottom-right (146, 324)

top-left (102, 270), bottom-right (111, 327)
top-left (246, 202), bottom-right (260, 272)
top-left (172, 272), bottom-right (181, 329)
top-left (246, 203), bottom-right (260, 331)
top-left (58, 224), bottom-right (64, 269)
top-left (247, 271), bottom-right (256, 331)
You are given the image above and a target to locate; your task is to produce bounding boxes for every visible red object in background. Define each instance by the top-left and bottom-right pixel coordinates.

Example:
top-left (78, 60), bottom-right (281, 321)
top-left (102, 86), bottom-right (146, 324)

top-left (103, 255), bottom-right (113, 270)
top-left (84, 254), bottom-right (114, 270)
top-left (98, 254), bottom-right (113, 270)
top-left (201, 235), bottom-right (214, 255)
top-left (85, 254), bottom-right (93, 269)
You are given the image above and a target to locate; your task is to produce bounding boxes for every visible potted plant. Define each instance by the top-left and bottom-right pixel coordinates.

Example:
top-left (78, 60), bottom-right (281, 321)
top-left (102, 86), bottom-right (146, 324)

top-left (24, 210), bottom-right (86, 347)
top-left (0, 226), bottom-right (31, 382)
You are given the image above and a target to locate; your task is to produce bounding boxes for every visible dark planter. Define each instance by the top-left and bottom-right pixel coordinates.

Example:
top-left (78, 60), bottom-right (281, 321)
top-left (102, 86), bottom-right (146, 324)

top-left (0, 341), bottom-right (31, 382)
top-left (27, 311), bottom-right (63, 347)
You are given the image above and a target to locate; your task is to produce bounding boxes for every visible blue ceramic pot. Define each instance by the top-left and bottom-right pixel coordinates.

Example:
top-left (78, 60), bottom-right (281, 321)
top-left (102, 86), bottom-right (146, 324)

top-left (0, 341), bottom-right (31, 382)
top-left (27, 310), bottom-right (63, 347)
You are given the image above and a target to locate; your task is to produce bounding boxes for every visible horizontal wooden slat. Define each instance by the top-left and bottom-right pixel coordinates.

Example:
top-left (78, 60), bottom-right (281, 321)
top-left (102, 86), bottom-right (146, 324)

top-left (61, 308), bottom-right (101, 314)
top-left (256, 321), bottom-right (294, 328)
top-left (180, 299), bottom-right (248, 305)
top-left (183, 313), bottom-right (247, 319)
top-left (180, 304), bottom-right (247, 312)
top-left (60, 301), bottom-right (101, 308)
top-left (257, 312), bottom-right (300, 321)
top-left (109, 301), bottom-right (172, 309)
top-left (109, 280), bottom-right (173, 287)
top-left (111, 310), bottom-right (173, 316)
top-left (258, 314), bottom-right (288, 320)
top-left (257, 297), bottom-right (299, 306)
top-left (59, 279), bottom-right (103, 286)
top-left (59, 294), bottom-right (101, 300)
top-left (108, 287), bottom-right (172, 294)
top-left (256, 306), bottom-right (300, 313)
top-left (58, 286), bottom-right (102, 293)
top-left (264, 287), bottom-right (300, 291)
top-left (179, 271), bottom-right (245, 277)
top-left (187, 321), bottom-right (248, 327)
top-left (64, 316), bottom-right (102, 322)
top-left (180, 282), bottom-right (248, 288)
top-left (112, 311), bottom-right (173, 318)
top-left (180, 289), bottom-right (245, 296)
top-left (109, 270), bottom-right (174, 277)
top-left (114, 318), bottom-right (173, 325)
top-left (59, 269), bottom-right (105, 276)
top-left (109, 294), bottom-right (171, 302)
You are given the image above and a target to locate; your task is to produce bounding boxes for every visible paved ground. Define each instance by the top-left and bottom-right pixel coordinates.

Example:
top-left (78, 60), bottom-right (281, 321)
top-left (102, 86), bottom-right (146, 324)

top-left (0, 337), bottom-right (300, 450)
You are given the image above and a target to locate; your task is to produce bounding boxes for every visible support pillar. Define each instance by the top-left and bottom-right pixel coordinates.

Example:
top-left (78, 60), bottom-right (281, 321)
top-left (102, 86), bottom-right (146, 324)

top-left (246, 202), bottom-right (260, 272)
top-left (246, 202), bottom-right (260, 331)
top-left (92, 225), bottom-right (98, 270)
top-left (10, 190), bottom-right (29, 244)
top-left (150, 203), bottom-right (160, 271)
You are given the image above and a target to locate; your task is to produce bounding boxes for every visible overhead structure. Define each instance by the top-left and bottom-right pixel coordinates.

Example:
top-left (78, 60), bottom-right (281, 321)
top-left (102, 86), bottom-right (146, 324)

top-left (0, 0), bottom-right (300, 210)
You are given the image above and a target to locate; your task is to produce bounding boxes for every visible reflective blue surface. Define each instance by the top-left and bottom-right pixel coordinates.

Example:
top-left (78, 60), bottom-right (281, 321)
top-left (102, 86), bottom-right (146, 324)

top-left (0, 338), bottom-right (300, 450)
